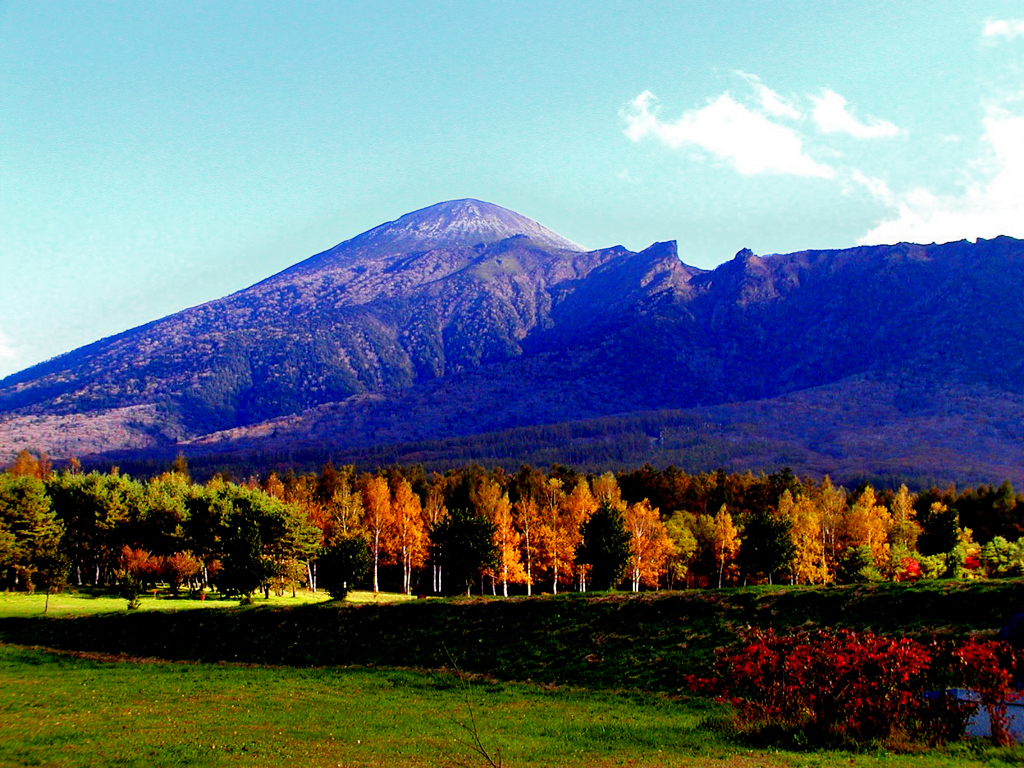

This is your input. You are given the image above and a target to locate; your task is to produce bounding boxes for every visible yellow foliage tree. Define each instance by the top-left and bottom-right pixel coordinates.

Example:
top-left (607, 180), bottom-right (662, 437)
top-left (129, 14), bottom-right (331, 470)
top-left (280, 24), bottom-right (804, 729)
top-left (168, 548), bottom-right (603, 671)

top-left (816, 476), bottom-right (847, 574)
top-left (591, 472), bottom-right (623, 508)
top-left (789, 494), bottom-right (829, 584)
top-left (663, 511), bottom-right (698, 588)
top-left (624, 499), bottom-right (674, 591)
top-left (537, 478), bottom-right (568, 593)
top-left (888, 484), bottom-right (922, 551)
top-left (840, 486), bottom-right (892, 566)
top-left (513, 495), bottom-right (541, 596)
top-left (713, 505), bottom-right (740, 588)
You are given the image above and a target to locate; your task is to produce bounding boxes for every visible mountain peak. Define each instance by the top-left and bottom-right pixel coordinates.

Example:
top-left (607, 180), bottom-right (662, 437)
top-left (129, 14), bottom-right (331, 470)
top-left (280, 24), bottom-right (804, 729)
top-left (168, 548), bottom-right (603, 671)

top-left (342, 199), bottom-right (584, 255)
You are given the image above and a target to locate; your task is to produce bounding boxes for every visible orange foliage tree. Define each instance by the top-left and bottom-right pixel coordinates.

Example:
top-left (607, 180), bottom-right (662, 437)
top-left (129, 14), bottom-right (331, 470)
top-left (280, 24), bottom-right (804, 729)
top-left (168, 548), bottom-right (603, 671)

top-left (359, 474), bottom-right (391, 593)
top-left (475, 479), bottom-right (525, 596)
top-left (562, 480), bottom-right (597, 590)
top-left (390, 477), bottom-right (426, 595)
top-left (623, 499), bottom-right (674, 591)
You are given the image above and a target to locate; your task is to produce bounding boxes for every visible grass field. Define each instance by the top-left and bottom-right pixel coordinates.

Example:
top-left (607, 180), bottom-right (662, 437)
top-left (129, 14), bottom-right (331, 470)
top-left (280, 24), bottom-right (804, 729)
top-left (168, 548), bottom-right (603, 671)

top-left (2, 582), bottom-right (1024, 766)
top-left (2, 643), bottom-right (1022, 768)
top-left (0, 588), bottom-right (414, 618)
top-left (3, 580), bottom-right (1023, 692)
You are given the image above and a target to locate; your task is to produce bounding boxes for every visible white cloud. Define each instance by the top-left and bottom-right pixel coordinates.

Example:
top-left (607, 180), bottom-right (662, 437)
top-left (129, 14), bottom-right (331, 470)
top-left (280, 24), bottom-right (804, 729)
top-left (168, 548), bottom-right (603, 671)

top-left (850, 170), bottom-right (894, 205)
top-left (0, 330), bottom-right (18, 362)
top-left (812, 89), bottom-right (901, 138)
top-left (735, 71), bottom-right (801, 119)
top-left (859, 108), bottom-right (1024, 244)
top-left (983, 18), bottom-right (1024, 40)
top-left (624, 90), bottom-right (834, 178)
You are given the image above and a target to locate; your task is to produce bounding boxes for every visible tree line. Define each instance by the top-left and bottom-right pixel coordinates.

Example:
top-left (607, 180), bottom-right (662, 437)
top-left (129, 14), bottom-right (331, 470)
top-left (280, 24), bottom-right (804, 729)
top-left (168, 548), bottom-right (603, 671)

top-left (2, 449), bottom-right (1023, 602)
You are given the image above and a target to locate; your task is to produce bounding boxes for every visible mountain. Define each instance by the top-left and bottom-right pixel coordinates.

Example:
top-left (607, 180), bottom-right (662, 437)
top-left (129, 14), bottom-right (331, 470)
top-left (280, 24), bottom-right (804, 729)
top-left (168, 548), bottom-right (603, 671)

top-left (1, 199), bottom-right (1023, 485)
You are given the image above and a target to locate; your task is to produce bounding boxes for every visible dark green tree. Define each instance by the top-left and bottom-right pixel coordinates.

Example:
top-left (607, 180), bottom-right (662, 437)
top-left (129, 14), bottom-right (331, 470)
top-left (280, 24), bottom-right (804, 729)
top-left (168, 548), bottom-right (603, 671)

top-left (575, 501), bottom-right (630, 591)
top-left (45, 470), bottom-right (148, 586)
top-left (837, 544), bottom-right (882, 583)
top-left (918, 503), bottom-right (961, 556)
top-left (34, 549), bottom-right (70, 614)
top-left (316, 536), bottom-right (371, 600)
top-left (0, 474), bottom-right (63, 591)
top-left (218, 515), bottom-right (274, 603)
top-left (737, 509), bottom-right (794, 584)
top-left (429, 507), bottom-right (498, 596)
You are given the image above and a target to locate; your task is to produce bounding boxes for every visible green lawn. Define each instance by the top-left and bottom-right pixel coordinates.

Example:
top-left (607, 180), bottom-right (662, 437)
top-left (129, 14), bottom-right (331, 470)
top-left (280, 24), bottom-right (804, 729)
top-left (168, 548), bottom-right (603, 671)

top-left (0, 588), bottom-right (414, 618)
top-left (3, 583), bottom-right (1024, 766)
top-left (1, 643), bottom-right (1019, 768)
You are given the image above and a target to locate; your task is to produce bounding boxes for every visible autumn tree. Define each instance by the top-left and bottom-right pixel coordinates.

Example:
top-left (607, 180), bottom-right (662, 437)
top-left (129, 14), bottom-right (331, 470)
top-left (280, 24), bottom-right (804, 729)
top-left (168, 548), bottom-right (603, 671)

top-left (390, 477), bottom-right (426, 594)
top-left (537, 477), bottom-right (569, 593)
top-left (422, 474), bottom-right (448, 593)
top-left (663, 511), bottom-right (698, 588)
top-left (591, 472), bottom-right (623, 508)
top-left (475, 479), bottom-right (524, 596)
top-left (713, 505), bottom-right (740, 588)
top-left (789, 493), bottom-right (829, 584)
top-left (624, 499), bottom-right (673, 591)
top-left (888, 484), bottom-right (922, 551)
top-left (562, 479), bottom-right (597, 590)
top-left (513, 494), bottom-right (541, 596)
top-left (840, 486), bottom-right (892, 566)
top-left (8, 450), bottom-right (51, 479)
top-left (359, 474), bottom-right (391, 593)
top-left (816, 476), bottom-right (846, 573)
top-left (317, 465), bottom-right (364, 544)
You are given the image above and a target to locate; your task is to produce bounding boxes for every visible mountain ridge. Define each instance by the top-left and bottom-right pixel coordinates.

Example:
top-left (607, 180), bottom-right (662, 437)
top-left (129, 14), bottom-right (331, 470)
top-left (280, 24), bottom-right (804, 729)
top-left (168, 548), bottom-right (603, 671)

top-left (1, 200), bottom-right (1022, 484)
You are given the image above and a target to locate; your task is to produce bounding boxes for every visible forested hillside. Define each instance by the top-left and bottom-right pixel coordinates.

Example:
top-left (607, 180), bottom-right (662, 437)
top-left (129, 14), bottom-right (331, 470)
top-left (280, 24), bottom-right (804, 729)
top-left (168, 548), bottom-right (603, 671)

top-left (1, 200), bottom-right (1021, 485)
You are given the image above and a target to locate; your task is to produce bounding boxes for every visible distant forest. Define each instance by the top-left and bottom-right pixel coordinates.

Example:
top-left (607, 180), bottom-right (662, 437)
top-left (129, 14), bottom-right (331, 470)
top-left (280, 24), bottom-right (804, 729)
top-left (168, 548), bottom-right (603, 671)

top-left (2, 449), bottom-right (1023, 599)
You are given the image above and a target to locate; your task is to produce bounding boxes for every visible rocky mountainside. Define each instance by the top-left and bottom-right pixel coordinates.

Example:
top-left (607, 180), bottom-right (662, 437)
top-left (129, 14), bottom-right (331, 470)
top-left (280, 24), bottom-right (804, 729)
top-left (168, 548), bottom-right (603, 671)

top-left (1, 199), bottom-right (1022, 484)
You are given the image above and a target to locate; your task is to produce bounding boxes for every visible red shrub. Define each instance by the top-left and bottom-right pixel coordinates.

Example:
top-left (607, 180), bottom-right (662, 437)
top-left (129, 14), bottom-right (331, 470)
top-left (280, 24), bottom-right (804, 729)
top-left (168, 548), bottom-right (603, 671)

top-left (694, 629), bottom-right (1019, 746)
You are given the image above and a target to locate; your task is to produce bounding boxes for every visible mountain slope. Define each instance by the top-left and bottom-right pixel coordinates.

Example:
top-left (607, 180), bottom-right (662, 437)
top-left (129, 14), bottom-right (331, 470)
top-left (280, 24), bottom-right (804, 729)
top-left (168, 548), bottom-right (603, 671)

top-left (1, 199), bottom-right (1022, 484)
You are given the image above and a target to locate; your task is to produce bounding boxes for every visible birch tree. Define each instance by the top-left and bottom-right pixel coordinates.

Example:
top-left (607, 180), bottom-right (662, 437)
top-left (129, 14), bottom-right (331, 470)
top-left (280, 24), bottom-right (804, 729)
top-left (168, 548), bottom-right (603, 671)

top-left (422, 475), bottom-right (448, 594)
top-left (624, 499), bottom-right (673, 591)
top-left (562, 479), bottom-right (597, 590)
top-left (359, 474), bottom-right (391, 593)
top-left (513, 495), bottom-right (540, 596)
top-left (537, 478), bottom-right (567, 593)
top-left (390, 477), bottom-right (426, 594)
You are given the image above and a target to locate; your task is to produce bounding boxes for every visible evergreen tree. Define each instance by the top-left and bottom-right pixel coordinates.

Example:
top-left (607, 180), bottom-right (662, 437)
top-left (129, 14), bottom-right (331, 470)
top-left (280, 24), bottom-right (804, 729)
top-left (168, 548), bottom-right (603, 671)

top-left (575, 501), bottom-right (630, 591)
top-left (316, 536), bottom-right (371, 599)
top-left (738, 508), bottom-right (794, 584)
top-left (429, 507), bottom-right (497, 596)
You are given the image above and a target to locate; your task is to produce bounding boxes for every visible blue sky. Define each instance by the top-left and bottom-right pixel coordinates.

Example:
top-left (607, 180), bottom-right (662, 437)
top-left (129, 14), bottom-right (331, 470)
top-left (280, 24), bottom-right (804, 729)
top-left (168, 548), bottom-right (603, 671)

top-left (2, 1), bottom-right (1023, 379)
